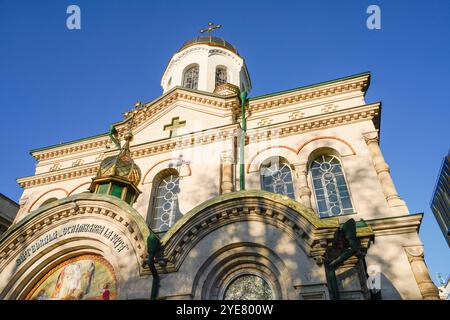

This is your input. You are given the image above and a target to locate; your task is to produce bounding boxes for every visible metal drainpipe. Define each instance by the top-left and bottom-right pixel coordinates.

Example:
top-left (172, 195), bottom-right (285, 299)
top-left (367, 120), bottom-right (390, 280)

top-left (239, 91), bottom-right (248, 191)
top-left (147, 234), bottom-right (162, 300)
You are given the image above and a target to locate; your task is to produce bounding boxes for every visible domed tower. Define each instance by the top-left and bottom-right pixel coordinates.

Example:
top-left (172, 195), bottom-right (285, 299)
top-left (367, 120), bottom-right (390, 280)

top-left (89, 131), bottom-right (142, 205)
top-left (161, 23), bottom-right (251, 95)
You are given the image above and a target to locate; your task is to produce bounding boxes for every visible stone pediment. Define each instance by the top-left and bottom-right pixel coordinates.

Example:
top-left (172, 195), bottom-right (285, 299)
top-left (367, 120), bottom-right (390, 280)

top-left (113, 87), bottom-right (241, 141)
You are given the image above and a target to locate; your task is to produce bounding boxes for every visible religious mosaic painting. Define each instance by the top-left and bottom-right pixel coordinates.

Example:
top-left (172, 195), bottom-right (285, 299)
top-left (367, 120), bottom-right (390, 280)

top-left (26, 254), bottom-right (117, 300)
top-left (223, 274), bottom-right (275, 300)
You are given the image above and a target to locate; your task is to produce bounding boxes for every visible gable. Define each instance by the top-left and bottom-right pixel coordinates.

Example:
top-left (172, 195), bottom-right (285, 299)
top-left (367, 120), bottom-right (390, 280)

top-left (131, 101), bottom-right (234, 145)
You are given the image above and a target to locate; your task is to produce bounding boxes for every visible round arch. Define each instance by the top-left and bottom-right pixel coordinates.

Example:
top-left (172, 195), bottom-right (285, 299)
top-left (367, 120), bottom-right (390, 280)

top-left (159, 190), bottom-right (340, 273)
top-left (0, 193), bottom-right (153, 300)
top-left (28, 188), bottom-right (69, 213)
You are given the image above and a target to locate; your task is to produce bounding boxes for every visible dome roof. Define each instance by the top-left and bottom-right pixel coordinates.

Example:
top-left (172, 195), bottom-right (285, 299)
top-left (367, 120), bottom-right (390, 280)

top-left (96, 133), bottom-right (141, 186)
top-left (178, 36), bottom-right (240, 56)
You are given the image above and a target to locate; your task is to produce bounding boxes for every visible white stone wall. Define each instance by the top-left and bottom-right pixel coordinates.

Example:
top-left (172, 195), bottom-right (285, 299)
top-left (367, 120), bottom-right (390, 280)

top-left (161, 44), bottom-right (251, 93)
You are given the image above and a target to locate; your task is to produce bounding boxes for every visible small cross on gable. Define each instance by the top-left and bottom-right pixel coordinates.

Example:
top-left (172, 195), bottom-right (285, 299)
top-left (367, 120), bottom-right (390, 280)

top-left (163, 117), bottom-right (186, 138)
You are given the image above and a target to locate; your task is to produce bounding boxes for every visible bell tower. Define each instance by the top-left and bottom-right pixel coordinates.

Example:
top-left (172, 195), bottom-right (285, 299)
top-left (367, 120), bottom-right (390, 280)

top-left (161, 23), bottom-right (251, 95)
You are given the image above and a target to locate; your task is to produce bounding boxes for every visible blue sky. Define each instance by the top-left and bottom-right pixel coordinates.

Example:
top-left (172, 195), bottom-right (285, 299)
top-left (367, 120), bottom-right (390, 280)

top-left (0, 0), bottom-right (449, 285)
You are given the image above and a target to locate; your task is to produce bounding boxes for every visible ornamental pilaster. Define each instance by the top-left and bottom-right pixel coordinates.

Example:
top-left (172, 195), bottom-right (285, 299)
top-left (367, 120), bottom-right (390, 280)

top-left (362, 131), bottom-right (409, 214)
top-left (404, 246), bottom-right (440, 300)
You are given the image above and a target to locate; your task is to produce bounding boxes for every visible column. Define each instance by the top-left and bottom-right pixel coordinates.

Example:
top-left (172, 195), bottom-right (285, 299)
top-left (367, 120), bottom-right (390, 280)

top-left (296, 166), bottom-right (312, 208)
top-left (363, 131), bottom-right (409, 213)
top-left (221, 150), bottom-right (234, 194)
top-left (404, 246), bottom-right (440, 300)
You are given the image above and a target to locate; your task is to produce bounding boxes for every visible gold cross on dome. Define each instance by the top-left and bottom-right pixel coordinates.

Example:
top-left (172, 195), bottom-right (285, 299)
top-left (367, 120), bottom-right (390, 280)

top-left (200, 22), bottom-right (222, 37)
top-left (164, 117), bottom-right (186, 138)
top-left (124, 100), bottom-right (143, 129)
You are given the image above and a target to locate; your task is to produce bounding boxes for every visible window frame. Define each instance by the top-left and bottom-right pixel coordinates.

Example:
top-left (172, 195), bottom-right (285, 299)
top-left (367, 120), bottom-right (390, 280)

top-left (259, 157), bottom-right (296, 200)
top-left (309, 154), bottom-right (355, 218)
top-left (182, 65), bottom-right (199, 90)
top-left (147, 169), bottom-right (181, 234)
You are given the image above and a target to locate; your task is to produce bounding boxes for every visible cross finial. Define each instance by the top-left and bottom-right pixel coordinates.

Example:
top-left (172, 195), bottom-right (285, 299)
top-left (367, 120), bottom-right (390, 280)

top-left (200, 22), bottom-right (222, 38)
top-left (123, 100), bottom-right (143, 132)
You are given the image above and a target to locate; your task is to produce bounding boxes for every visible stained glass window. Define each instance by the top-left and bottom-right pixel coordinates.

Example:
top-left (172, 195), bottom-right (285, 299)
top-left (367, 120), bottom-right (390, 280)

top-left (260, 158), bottom-right (295, 199)
top-left (152, 174), bottom-right (181, 233)
top-left (215, 67), bottom-right (227, 86)
top-left (183, 65), bottom-right (199, 90)
top-left (310, 155), bottom-right (354, 218)
top-left (224, 274), bottom-right (274, 300)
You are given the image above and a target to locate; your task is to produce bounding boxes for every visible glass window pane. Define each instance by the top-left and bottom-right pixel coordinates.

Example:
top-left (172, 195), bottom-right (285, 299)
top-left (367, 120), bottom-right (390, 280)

top-left (152, 174), bottom-right (181, 233)
top-left (309, 155), bottom-right (354, 217)
top-left (215, 67), bottom-right (227, 86)
top-left (261, 159), bottom-right (295, 199)
top-left (111, 184), bottom-right (123, 198)
top-left (98, 183), bottom-right (109, 194)
top-left (183, 66), bottom-right (199, 90)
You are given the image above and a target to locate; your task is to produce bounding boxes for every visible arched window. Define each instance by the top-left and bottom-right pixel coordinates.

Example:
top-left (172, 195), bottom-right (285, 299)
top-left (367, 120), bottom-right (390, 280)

top-left (39, 197), bottom-right (58, 208)
top-left (215, 67), bottom-right (227, 86)
top-left (182, 65), bottom-right (199, 90)
top-left (223, 274), bottom-right (274, 300)
top-left (149, 170), bottom-right (181, 234)
top-left (310, 155), bottom-right (354, 218)
top-left (260, 157), bottom-right (295, 199)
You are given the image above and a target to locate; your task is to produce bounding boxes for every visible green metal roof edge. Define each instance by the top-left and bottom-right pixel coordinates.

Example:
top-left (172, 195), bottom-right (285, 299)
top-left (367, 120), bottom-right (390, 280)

top-left (160, 189), bottom-right (340, 246)
top-left (0, 192), bottom-right (156, 245)
top-left (249, 71), bottom-right (371, 101)
top-left (29, 132), bottom-right (109, 155)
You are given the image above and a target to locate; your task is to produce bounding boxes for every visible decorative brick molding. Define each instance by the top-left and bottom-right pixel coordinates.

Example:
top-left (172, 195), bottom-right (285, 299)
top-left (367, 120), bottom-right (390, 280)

top-left (27, 188), bottom-right (69, 213)
top-left (297, 136), bottom-right (356, 156)
top-left (67, 181), bottom-right (91, 196)
top-left (246, 136), bottom-right (356, 174)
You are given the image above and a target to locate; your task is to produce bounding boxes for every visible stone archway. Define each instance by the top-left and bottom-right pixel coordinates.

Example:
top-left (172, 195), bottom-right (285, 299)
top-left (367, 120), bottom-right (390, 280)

top-left (0, 193), bottom-right (153, 300)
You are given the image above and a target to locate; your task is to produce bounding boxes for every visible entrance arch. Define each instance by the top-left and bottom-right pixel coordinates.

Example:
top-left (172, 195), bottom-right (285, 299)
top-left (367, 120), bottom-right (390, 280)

top-left (0, 193), bottom-right (153, 300)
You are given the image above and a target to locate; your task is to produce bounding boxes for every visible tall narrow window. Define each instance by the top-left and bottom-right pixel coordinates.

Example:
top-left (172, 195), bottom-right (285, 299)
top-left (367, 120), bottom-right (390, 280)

top-left (183, 65), bottom-right (199, 90)
top-left (310, 155), bottom-right (354, 218)
top-left (260, 157), bottom-right (295, 199)
top-left (150, 172), bottom-right (181, 233)
top-left (215, 67), bottom-right (227, 86)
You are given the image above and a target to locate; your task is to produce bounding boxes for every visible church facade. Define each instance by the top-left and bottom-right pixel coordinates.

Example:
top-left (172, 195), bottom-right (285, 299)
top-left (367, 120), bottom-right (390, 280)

top-left (0, 35), bottom-right (440, 300)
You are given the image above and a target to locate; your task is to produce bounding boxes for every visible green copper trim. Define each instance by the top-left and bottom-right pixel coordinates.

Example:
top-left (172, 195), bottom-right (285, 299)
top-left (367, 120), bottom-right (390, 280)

top-left (0, 192), bottom-right (155, 244)
top-left (29, 132), bottom-right (109, 155)
top-left (161, 190), bottom-right (340, 246)
top-left (249, 72), bottom-right (371, 101)
top-left (108, 125), bottom-right (121, 149)
top-left (239, 91), bottom-right (248, 191)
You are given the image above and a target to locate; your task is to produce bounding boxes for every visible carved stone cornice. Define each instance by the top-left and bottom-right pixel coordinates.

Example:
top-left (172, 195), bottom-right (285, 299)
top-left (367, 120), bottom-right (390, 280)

top-left (17, 163), bottom-right (99, 189)
top-left (364, 213), bottom-right (423, 236)
top-left (29, 74), bottom-right (371, 163)
top-left (248, 74), bottom-right (370, 113)
top-left (18, 103), bottom-right (380, 189)
top-left (31, 136), bottom-right (110, 162)
top-left (247, 102), bottom-right (380, 144)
